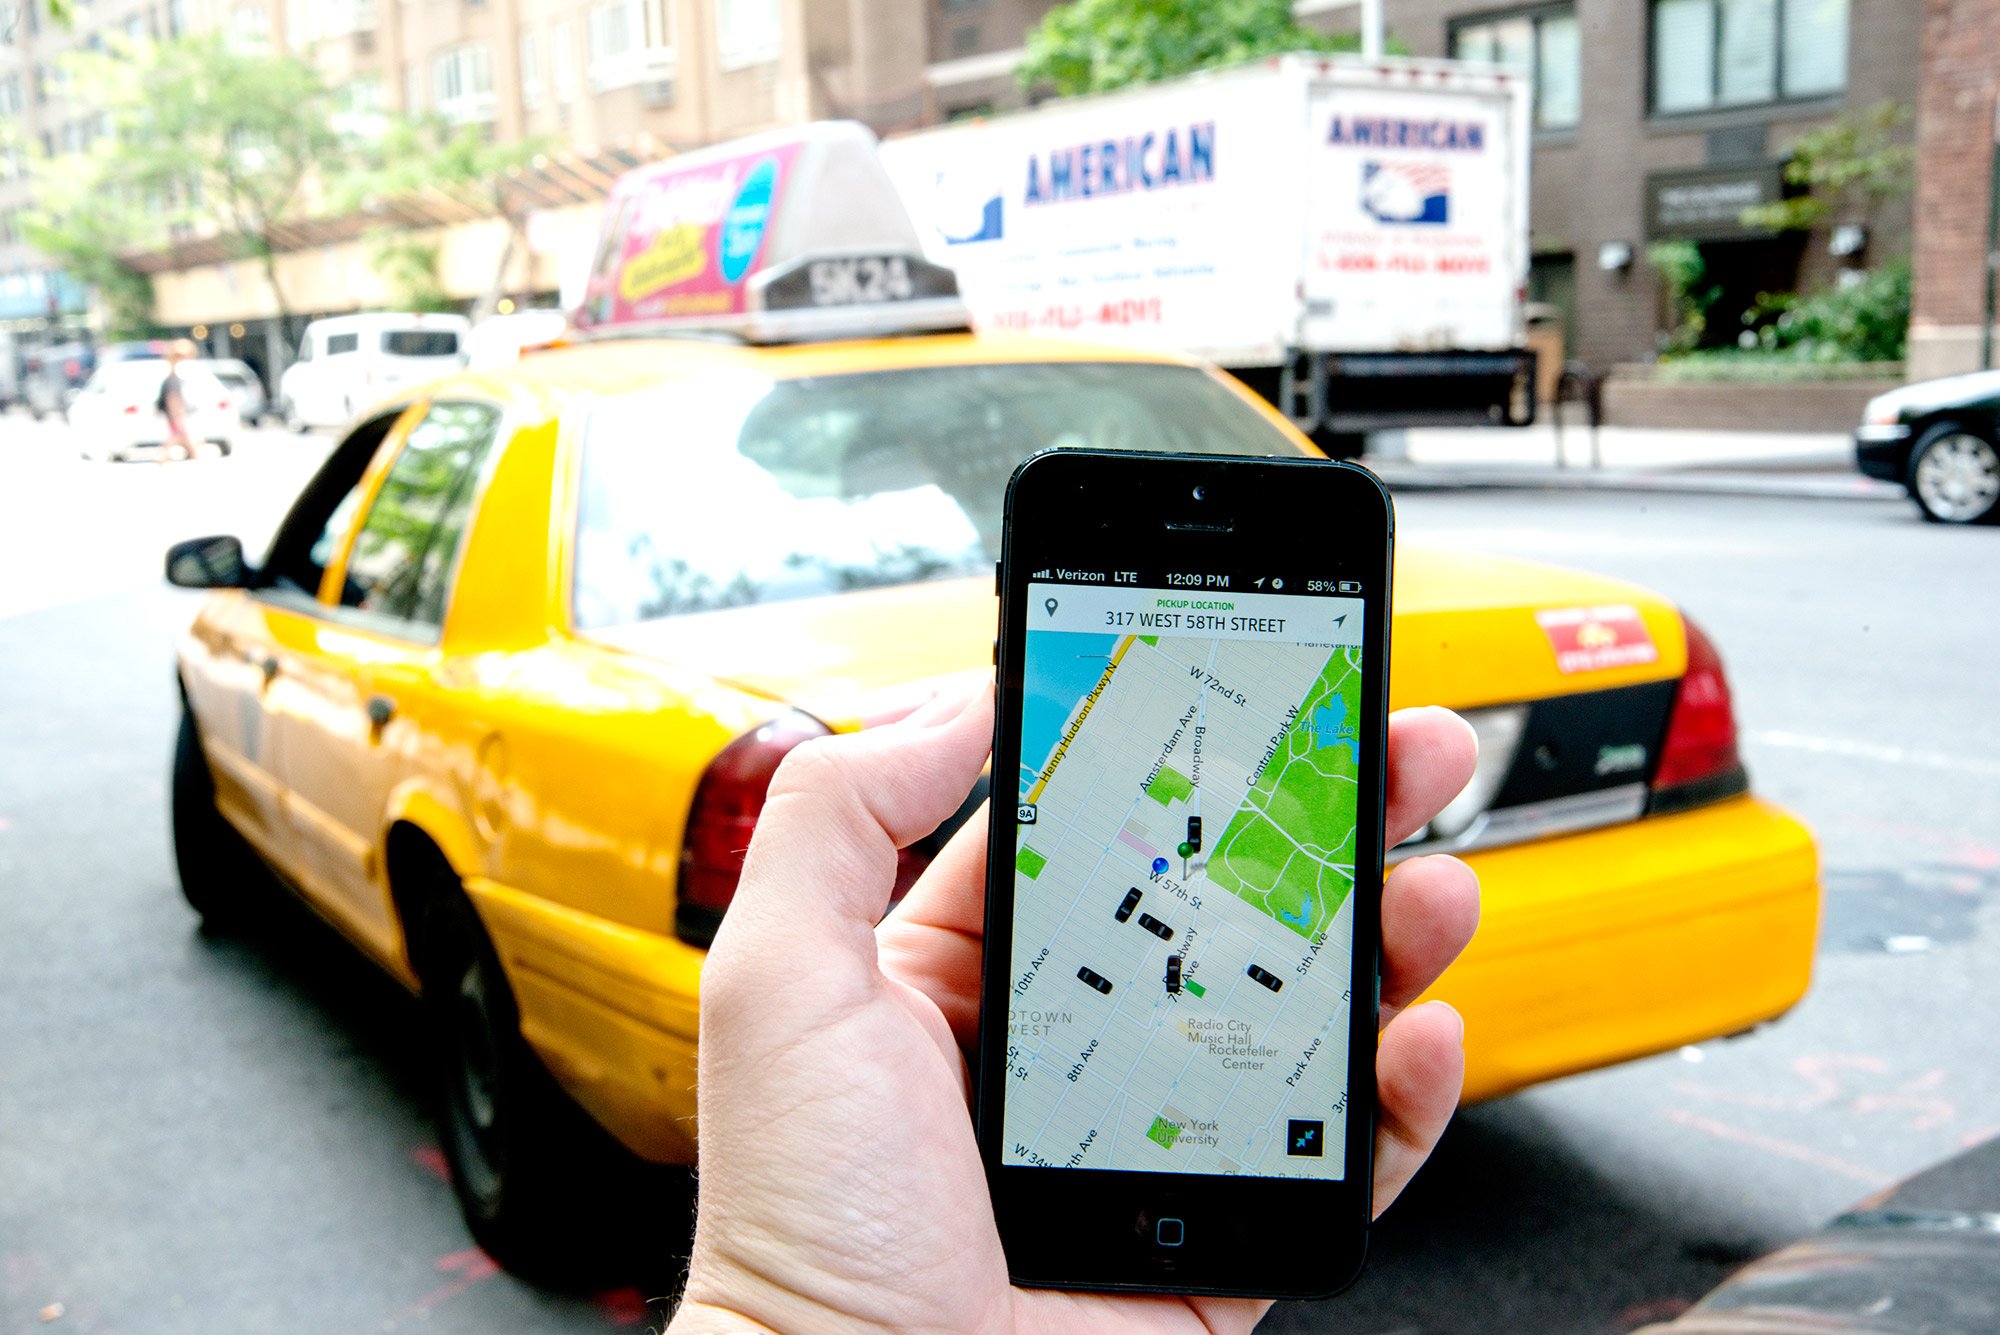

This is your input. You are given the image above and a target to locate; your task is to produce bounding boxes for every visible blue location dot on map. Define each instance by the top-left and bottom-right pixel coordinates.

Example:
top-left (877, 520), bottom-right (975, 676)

top-left (1151, 856), bottom-right (1169, 876)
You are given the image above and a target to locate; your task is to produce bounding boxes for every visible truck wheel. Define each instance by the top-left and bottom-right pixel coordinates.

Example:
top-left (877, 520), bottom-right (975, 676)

top-left (420, 888), bottom-right (613, 1276)
top-left (1908, 422), bottom-right (2000, 525)
top-left (281, 399), bottom-right (304, 434)
top-left (171, 707), bottom-right (265, 928)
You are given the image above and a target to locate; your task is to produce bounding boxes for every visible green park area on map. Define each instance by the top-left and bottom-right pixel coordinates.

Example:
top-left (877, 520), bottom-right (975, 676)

top-left (1206, 650), bottom-right (1363, 939)
top-left (1016, 846), bottom-right (1049, 880)
top-left (1146, 1116), bottom-right (1182, 1150)
top-left (1145, 764), bottom-right (1194, 808)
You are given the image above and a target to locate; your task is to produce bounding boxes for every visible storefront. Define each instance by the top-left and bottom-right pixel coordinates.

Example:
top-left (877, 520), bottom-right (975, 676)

top-left (1643, 161), bottom-right (1803, 349)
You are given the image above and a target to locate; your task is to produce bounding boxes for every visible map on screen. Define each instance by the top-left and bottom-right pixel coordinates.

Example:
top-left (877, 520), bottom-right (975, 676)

top-left (1003, 582), bottom-right (1367, 1179)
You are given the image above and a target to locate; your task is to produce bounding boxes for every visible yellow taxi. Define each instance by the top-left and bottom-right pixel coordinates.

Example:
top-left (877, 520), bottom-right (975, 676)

top-left (164, 124), bottom-right (1818, 1267)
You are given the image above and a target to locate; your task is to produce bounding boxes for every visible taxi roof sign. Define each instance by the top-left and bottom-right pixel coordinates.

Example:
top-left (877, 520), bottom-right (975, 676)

top-left (572, 121), bottom-right (969, 345)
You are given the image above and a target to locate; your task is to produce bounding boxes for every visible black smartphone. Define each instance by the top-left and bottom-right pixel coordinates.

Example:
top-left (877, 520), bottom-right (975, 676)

top-left (979, 448), bottom-right (1394, 1298)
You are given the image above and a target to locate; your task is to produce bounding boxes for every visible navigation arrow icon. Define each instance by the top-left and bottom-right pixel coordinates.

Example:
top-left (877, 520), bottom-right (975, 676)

top-left (1333, 614), bottom-right (1346, 628)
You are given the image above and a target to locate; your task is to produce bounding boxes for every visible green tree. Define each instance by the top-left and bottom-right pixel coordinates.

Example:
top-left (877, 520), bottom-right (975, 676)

top-left (337, 116), bottom-right (554, 321)
top-left (35, 33), bottom-right (350, 339)
top-left (1647, 240), bottom-right (1720, 356)
top-left (15, 122), bottom-right (159, 337)
top-left (1740, 100), bottom-right (1914, 235)
top-left (1018, 0), bottom-right (1392, 97)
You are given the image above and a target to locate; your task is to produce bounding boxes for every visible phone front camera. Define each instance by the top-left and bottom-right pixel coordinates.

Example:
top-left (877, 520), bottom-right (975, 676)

top-left (1192, 485), bottom-right (1207, 501)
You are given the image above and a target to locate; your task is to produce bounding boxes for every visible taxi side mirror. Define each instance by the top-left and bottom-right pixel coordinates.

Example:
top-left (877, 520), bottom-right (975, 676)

top-left (165, 535), bottom-right (249, 589)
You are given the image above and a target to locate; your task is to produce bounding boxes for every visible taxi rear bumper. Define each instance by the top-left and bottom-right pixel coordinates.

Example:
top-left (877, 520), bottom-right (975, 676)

top-left (1432, 794), bottom-right (1819, 1103)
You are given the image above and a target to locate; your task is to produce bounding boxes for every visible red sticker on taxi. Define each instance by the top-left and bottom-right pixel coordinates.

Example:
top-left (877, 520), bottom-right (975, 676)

top-left (1534, 604), bottom-right (1660, 674)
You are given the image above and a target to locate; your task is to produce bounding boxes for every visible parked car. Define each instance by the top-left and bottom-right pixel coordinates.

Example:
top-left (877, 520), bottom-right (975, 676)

top-left (98, 339), bottom-right (169, 366)
top-left (70, 359), bottom-right (240, 459)
top-left (1638, 1135), bottom-right (2000, 1332)
top-left (201, 357), bottom-right (268, 424)
top-left (1856, 370), bottom-right (2000, 524)
top-left (463, 309), bottom-right (568, 372)
top-left (277, 312), bottom-right (470, 432)
top-left (21, 341), bottom-right (96, 418)
top-left (163, 122), bottom-right (1820, 1272)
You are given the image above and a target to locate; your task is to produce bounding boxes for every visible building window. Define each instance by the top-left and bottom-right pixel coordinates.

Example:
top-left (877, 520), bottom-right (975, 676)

top-left (166, 0), bottom-right (186, 36)
top-left (432, 43), bottom-right (495, 123)
top-left (0, 73), bottom-right (21, 116)
top-left (229, 4), bottom-right (269, 47)
top-left (1451, 5), bottom-right (1580, 132)
top-left (403, 60), bottom-right (422, 112)
top-left (552, 19), bottom-right (576, 102)
top-left (334, 76), bottom-right (384, 136)
top-left (587, 0), bottom-right (670, 91)
top-left (1651, 0), bottom-right (1848, 115)
top-left (519, 28), bottom-right (542, 109)
top-left (716, 0), bottom-right (779, 70)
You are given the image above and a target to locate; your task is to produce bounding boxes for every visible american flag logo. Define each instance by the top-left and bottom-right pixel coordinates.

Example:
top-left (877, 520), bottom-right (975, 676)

top-left (1361, 161), bottom-right (1451, 225)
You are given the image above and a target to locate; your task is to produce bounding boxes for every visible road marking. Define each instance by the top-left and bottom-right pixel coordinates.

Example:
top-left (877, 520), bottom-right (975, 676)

top-left (1663, 1108), bottom-right (1891, 1186)
top-left (1749, 729), bottom-right (2000, 779)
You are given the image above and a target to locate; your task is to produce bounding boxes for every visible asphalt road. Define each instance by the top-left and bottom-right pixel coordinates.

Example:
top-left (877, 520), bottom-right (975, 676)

top-left (2, 415), bottom-right (1995, 1334)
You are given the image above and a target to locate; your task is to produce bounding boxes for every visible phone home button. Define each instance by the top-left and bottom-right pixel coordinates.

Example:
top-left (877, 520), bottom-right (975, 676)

top-left (1155, 1217), bottom-right (1186, 1248)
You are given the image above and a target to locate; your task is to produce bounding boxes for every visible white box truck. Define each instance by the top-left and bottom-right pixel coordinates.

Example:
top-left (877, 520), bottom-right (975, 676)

top-left (881, 54), bottom-right (1534, 456)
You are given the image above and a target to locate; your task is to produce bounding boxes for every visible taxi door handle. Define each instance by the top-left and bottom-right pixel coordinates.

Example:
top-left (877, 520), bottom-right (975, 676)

top-left (259, 655), bottom-right (280, 685)
top-left (366, 695), bottom-right (397, 733)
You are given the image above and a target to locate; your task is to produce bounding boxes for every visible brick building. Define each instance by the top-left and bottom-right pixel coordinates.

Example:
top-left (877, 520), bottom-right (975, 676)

top-left (1909, 0), bottom-right (2000, 380)
top-left (0, 0), bottom-right (932, 364)
top-left (925, 0), bottom-right (1921, 371)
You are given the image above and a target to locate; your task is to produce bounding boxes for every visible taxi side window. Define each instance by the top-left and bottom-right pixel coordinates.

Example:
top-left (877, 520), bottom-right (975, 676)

top-left (259, 409), bottom-right (403, 595)
top-left (338, 402), bottom-right (502, 629)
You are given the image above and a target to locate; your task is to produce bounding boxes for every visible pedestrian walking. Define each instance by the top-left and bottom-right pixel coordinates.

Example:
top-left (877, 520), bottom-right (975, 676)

top-left (158, 339), bottom-right (196, 462)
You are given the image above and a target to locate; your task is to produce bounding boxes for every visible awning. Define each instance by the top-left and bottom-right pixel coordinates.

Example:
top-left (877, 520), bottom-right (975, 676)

top-left (123, 134), bottom-right (673, 276)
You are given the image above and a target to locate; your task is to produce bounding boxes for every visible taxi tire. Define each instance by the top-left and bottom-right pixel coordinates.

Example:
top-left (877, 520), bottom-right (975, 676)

top-left (170, 708), bottom-right (263, 929)
top-left (422, 890), bottom-right (613, 1277)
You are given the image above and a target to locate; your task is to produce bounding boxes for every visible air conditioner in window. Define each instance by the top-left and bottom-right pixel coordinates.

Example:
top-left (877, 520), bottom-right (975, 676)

top-left (639, 75), bottom-right (674, 106)
top-left (352, 30), bottom-right (374, 54)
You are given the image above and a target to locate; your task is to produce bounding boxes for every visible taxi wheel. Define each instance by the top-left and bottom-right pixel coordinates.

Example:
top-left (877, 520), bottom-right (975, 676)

top-left (423, 892), bottom-right (607, 1275)
top-left (170, 708), bottom-right (263, 928)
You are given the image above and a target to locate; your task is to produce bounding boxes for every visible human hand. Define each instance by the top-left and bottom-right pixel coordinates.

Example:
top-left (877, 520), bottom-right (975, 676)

top-left (673, 681), bottom-right (1480, 1333)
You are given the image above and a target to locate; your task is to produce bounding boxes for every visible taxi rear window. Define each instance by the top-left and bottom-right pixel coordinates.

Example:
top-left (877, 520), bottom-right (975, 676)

top-left (571, 361), bottom-right (1307, 630)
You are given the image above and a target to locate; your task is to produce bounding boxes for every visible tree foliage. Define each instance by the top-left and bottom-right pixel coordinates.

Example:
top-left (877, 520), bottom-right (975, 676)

top-left (18, 158), bottom-right (158, 338)
top-left (45, 33), bottom-right (351, 328)
top-left (1017, 0), bottom-right (1394, 97)
top-left (338, 117), bottom-right (554, 320)
top-left (1739, 100), bottom-right (1914, 234)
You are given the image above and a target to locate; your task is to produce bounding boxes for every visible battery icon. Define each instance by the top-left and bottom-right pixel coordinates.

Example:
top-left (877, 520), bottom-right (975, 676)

top-left (1337, 580), bottom-right (1363, 593)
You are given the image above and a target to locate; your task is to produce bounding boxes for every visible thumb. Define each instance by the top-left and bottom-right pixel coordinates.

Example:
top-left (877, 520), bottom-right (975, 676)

top-left (704, 681), bottom-right (995, 997)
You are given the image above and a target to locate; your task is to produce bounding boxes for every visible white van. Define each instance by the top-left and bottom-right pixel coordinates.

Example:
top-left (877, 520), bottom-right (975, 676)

top-left (277, 312), bottom-right (470, 430)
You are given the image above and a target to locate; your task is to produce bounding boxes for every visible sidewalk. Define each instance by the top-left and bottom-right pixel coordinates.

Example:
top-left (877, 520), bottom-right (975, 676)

top-left (1366, 425), bottom-right (1904, 501)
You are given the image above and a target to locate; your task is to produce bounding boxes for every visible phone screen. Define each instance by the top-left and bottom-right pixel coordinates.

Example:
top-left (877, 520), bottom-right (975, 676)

top-left (1002, 575), bottom-right (1368, 1181)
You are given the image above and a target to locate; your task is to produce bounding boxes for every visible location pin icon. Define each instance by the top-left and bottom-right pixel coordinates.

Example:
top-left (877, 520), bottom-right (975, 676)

top-left (1044, 597), bottom-right (1059, 617)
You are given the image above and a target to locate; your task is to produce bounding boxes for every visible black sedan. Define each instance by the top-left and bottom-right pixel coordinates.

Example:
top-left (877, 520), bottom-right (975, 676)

top-left (1855, 370), bottom-right (2000, 524)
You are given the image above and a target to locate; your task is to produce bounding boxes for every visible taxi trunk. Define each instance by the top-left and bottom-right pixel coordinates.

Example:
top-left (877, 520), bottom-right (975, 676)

top-left (593, 545), bottom-right (1819, 1105)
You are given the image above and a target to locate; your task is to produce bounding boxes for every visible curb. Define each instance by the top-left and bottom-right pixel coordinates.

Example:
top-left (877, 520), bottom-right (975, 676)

top-left (1368, 463), bottom-right (1904, 502)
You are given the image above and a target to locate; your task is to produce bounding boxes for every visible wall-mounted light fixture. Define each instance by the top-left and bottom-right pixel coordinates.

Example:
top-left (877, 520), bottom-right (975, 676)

top-left (1598, 241), bottom-right (1634, 272)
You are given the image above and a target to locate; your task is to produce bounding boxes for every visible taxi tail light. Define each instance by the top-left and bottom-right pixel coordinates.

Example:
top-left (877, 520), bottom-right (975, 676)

top-left (1648, 616), bottom-right (1749, 815)
top-left (676, 711), bottom-right (931, 947)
